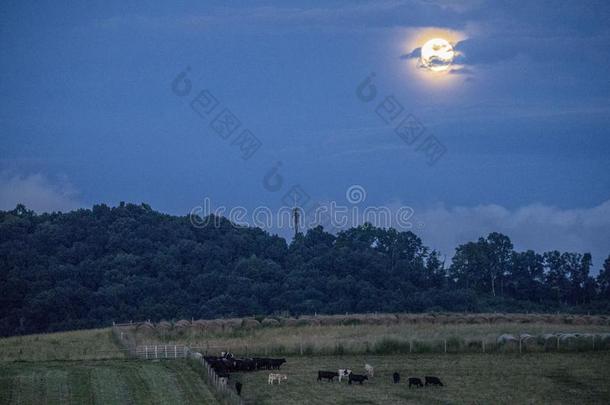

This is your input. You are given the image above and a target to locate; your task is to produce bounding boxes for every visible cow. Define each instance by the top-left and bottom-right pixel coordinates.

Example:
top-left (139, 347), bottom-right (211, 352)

top-left (364, 364), bottom-right (374, 377)
top-left (393, 372), bottom-right (400, 384)
top-left (425, 376), bottom-right (444, 387)
top-left (408, 377), bottom-right (424, 388)
top-left (269, 358), bottom-right (287, 370)
top-left (317, 371), bottom-right (339, 382)
top-left (235, 382), bottom-right (242, 396)
top-left (253, 357), bottom-right (269, 370)
top-left (348, 373), bottom-right (368, 385)
top-left (338, 369), bottom-right (352, 382)
top-left (268, 373), bottom-right (288, 385)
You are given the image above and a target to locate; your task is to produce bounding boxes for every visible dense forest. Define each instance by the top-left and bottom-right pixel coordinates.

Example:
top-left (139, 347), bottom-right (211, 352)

top-left (1, 203), bottom-right (609, 337)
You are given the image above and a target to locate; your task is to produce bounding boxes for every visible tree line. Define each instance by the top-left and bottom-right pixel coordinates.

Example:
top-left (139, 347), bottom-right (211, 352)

top-left (1, 203), bottom-right (609, 336)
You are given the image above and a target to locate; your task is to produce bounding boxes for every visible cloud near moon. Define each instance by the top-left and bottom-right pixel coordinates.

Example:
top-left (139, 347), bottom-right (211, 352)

top-left (399, 27), bottom-right (469, 79)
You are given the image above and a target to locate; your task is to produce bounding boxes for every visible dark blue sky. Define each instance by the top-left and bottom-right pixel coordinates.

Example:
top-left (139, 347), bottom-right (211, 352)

top-left (1, 1), bottom-right (609, 265)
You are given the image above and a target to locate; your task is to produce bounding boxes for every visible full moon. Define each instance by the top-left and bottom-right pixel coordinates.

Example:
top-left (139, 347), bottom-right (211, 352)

top-left (420, 38), bottom-right (455, 72)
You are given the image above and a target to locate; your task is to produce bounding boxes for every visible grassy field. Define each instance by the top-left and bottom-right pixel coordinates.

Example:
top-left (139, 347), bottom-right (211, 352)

top-left (134, 322), bottom-right (610, 355)
top-left (0, 359), bottom-right (218, 405)
top-left (235, 352), bottom-right (610, 404)
top-left (0, 328), bottom-right (124, 362)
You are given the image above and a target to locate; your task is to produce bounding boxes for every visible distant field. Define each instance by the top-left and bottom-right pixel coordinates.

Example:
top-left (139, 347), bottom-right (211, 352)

top-left (236, 352), bottom-right (610, 404)
top-left (0, 328), bottom-right (123, 362)
top-left (0, 360), bottom-right (218, 405)
top-left (131, 321), bottom-right (610, 355)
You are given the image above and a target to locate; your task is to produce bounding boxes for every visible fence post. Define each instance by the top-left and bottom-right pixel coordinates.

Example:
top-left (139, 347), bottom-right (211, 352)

top-left (145, 345), bottom-right (148, 360)
top-left (444, 339), bottom-right (447, 353)
top-left (155, 345), bottom-right (158, 359)
top-left (482, 340), bottom-right (485, 353)
top-left (519, 338), bottom-right (522, 354)
top-left (557, 336), bottom-right (560, 351)
top-left (300, 340), bottom-right (303, 356)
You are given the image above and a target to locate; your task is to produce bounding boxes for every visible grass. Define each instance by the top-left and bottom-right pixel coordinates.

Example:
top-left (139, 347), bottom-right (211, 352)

top-left (235, 352), bottom-right (610, 404)
top-left (131, 322), bottom-right (610, 356)
top-left (0, 328), bottom-right (124, 361)
top-left (0, 359), bottom-right (218, 405)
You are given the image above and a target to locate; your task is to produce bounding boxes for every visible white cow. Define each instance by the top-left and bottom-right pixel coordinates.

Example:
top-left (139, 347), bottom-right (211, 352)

top-left (268, 373), bottom-right (288, 385)
top-left (365, 364), bottom-right (374, 377)
top-left (338, 369), bottom-right (352, 382)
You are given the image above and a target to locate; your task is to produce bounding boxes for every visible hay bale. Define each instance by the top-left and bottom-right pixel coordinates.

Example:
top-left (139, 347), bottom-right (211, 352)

top-left (242, 318), bottom-right (261, 330)
top-left (261, 318), bottom-right (280, 327)
top-left (519, 333), bottom-right (537, 347)
top-left (204, 320), bottom-right (223, 333)
top-left (221, 318), bottom-right (242, 332)
top-left (467, 315), bottom-right (489, 324)
top-left (497, 334), bottom-right (518, 345)
top-left (492, 315), bottom-right (511, 324)
top-left (191, 320), bottom-right (207, 332)
top-left (559, 333), bottom-right (577, 342)
top-left (175, 319), bottom-right (191, 329)
top-left (281, 318), bottom-right (299, 327)
top-left (156, 321), bottom-right (172, 331)
top-left (136, 321), bottom-right (155, 331)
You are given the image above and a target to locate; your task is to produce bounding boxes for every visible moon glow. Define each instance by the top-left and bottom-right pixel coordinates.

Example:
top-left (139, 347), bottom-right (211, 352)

top-left (420, 38), bottom-right (455, 72)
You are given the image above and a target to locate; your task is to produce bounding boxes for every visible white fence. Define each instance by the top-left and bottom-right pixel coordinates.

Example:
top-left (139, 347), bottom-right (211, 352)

top-left (136, 344), bottom-right (189, 359)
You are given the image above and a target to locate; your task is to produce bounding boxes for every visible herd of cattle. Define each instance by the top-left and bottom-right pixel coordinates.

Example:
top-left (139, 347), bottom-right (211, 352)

top-left (204, 352), bottom-right (444, 396)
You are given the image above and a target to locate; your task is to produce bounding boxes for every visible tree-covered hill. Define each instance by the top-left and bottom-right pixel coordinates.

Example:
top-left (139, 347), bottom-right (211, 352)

top-left (1, 203), bottom-right (609, 337)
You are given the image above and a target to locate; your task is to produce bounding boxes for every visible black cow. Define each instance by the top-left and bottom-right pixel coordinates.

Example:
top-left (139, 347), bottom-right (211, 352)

top-left (393, 372), bottom-right (400, 384)
top-left (425, 376), bottom-right (444, 387)
top-left (348, 374), bottom-right (368, 385)
top-left (318, 371), bottom-right (339, 382)
top-left (252, 358), bottom-right (268, 370)
top-left (408, 377), bottom-right (424, 388)
top-left (269, 358), bottom-right (286, 370)
top-left (235, 382), bottom-right (242, 396)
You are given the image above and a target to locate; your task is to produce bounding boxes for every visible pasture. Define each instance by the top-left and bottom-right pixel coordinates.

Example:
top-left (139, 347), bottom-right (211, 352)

top-left (0, 328), bottom-right (124, 362)
top-left (236, 352), bottom-right (610, 404)
top-left (0, 359), bottom-right (217, 405)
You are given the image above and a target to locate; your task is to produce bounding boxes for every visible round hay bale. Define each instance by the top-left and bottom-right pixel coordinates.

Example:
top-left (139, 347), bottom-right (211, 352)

top-left (221, 318), bottom-right (242, 332)
top-left (497, 334), bottom-right (518, 345)
top-left (467, 315), bottom-right (489, 324)
top-left (175, 319), bottom-right (191, 329)
top-left (298, 316), bottom-right (321, 326)
top-left (261, 318), bottom-right (280, 327)
top-left (491, 315), bottom-right (510, 324)
top-left (191, 320), bottom-right (207, 332)
top-left (136, 321), bottom-right (155, 332)
top-left (559, 333), bottom-right (577, 342)
top-left (156, 321), bottom-right (172, 331)
top-left (242, 318), bottom-right (261, 330)
top-left (205, 320), bottom-right (223, 333)
top-left (281, 318), bottom-right (299, 327)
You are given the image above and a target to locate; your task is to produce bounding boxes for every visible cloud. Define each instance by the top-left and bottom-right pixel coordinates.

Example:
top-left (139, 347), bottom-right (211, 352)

top-left (0, 172), bottom-right (83, 213)
top-left (413, 200), bottom-right (610, 269)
